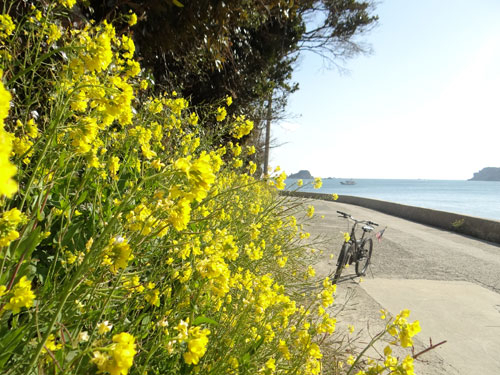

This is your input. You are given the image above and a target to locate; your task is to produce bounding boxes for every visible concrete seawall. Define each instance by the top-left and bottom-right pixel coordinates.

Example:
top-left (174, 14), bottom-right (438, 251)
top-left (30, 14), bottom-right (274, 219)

top-left (280, 191), bottom-right (500, 245)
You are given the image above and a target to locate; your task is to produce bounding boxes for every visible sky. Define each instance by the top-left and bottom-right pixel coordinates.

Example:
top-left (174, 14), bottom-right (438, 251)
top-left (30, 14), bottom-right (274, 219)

top-left (271, 0), bottom-right (500, 180)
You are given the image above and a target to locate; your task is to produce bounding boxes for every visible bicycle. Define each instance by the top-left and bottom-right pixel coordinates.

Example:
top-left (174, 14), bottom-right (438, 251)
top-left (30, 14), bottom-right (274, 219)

top-left (332, 211), bottom-right (383, 284)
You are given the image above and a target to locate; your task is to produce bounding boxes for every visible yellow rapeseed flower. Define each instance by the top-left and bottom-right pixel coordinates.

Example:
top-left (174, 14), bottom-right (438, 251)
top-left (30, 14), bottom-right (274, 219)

top-left (0, 76), bottom-right (17, 197)
top-left (307, 205), bottom-right (314, 218)
top-left (128, 12), bottom-right (138, 26)
top-left (121, 35), bottom-right (135, 59)
top-left (108, 156), bottom-right (120, 180)
top-left (42, 334), bottom-right (62, 354)
top-left (0, 130), bottom-right (17, 197)
top-left (307, 265), bottom-right (316, 277)
top-left (145, 288), bottom-right (160, 306)
top-left (216, 106), bottom-right (227, 122)
top-left (0, 208), bottom-right (26, 247)
top-left (274, 171), bottom-right (287, 190)
top-left (343, 232), bottom-right (350, 242)
top-left (58, 0), bottom-right (76, 8)
top-left (92, 332), bottom-right (137, 375)
top-left (4, 276), bottom-right (35, 314)
top-left (265, 358), bottom-right (276, 371)
top-left (188, 112), bottom-right (199, 125)
top-left (102, 236), bottom-right (133, 273)
top-left (47, 23), bottom-right (62, 44)
top-left (248, 161), bottom-right (257, 175)
top-left (168, 198), bottom-right (191, 231)
top-left (183, 326), bottom-right (210, 365)
top-left (0, 14), bottom-right (15, 40)
top-left (33, 10), bottom-right (42, 22)
top-left (12, 136), bottom-right (34, 164)
top-left (231, 115), bottom-right (254, 138)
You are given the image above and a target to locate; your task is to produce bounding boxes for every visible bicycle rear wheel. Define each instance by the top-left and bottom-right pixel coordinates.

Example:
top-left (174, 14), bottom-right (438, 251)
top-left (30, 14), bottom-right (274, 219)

top-left (355, 238), bottom-right (373, 276)
top-left (333, 242), bottom-right (354, 284)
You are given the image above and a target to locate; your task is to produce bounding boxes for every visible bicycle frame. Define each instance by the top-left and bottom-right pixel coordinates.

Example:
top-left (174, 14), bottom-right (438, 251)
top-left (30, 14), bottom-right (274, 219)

top-left (345, 219), bottom-right (365, 263)
top-left (348, 220), bottom-right (369, 246)
top-left (333, 210), bottom-right (380, 283)
top-left (338, 211), bottom-right (378, 262)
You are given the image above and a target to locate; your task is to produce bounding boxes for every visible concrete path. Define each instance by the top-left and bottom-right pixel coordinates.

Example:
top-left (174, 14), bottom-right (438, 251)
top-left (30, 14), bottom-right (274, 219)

top-left (303, 198), bottom-right (500, 374)
top-left (361, 279), bottom-right (500, 374)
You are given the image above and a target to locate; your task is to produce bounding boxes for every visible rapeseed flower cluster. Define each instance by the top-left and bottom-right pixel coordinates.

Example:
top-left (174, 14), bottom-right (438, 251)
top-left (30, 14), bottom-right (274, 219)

top-left (0, 76), bottom-right (17, 197)
top-left (386, 309), bottom-right (421, 348)
top-left (102, 236), bottom-right (133, 273)
top-left (231, 114), bottom-right (254, 139)
top-left (0, 14), bottom-right (15, 40)
top-left (0, 208), bottom-right (26, 247)
top-left (184, 326), bottom-right (211, 365)
top-left (1, 276), bottom-right (35, 314)
top-left (92, 332), bottom-right (137, 375)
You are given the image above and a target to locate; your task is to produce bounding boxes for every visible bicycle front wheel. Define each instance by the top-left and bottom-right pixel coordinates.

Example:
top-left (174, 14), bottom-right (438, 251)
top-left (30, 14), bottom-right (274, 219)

top-left (355, 238), bottom-right (373, 276)
top-left (333, 242), bottom-right (353, 284)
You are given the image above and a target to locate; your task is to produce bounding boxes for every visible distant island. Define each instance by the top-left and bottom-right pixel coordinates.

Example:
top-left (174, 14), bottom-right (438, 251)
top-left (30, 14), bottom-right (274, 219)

top-left (288, 170), bottom-right (313, 179)
top-left (469, 167), bottom-right (500, 181)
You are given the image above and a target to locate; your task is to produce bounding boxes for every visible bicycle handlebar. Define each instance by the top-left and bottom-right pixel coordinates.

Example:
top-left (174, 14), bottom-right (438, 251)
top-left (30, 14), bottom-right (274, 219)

top-left (336, 211), bottom-right (379, 226)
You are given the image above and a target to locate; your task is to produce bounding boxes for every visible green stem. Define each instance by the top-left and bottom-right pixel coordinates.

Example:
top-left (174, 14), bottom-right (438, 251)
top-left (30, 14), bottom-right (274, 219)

top-left (26, 176), bottom-right (145, 373)
top-left (7, 47), bottom-right (79, 87)
top-left (25, 213), bottom-right (120, 373)
top-left (346, 329), bottom-right (386, 375)
top-left (71, 269), bottom-right (126, 374)
top-left (18, 97), bottom-right (69, 213)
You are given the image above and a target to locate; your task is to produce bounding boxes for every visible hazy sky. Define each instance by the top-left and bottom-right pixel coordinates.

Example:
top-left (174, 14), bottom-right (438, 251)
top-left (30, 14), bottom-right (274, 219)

top-left (271, 0), bottom-right (500, 180)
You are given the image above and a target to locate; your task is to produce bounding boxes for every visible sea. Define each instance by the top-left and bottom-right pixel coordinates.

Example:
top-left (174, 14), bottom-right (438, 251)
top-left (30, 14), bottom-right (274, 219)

top-left (285, 178), bottom-right (500, 221)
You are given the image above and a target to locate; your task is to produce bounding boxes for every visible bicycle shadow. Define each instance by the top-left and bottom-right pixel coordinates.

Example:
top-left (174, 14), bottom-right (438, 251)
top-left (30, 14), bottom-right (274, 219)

top-left (331, 260), bottom-right (375, 285)
top-left (331, 272), bottom-right (359, 285)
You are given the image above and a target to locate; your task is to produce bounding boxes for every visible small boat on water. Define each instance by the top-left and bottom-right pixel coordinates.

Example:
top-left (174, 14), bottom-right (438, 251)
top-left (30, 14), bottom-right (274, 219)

top-left (340, 180), bottom-right (356, 185)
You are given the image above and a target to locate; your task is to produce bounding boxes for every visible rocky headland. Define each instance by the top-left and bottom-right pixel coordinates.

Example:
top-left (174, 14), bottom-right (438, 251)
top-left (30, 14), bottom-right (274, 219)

top-left (287, 170), bottom-right (313, 179)
top-left (469, 167), bottom-right (500, 181)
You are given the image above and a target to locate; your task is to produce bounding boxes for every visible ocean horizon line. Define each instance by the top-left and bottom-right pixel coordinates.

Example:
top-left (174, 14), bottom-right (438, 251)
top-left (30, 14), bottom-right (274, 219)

top-left (285, 177), bottom-right (490, 182)
top-left (283, 178), bottom-right (500, 221)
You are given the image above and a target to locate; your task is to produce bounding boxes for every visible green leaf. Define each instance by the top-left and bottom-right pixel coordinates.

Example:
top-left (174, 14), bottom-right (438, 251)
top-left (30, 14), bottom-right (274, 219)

top-left (141, 315), bottom-right (151, 326)
top-left (75, 190), bottom-right (88, 206)
top-left (0, 326), bottom-right (27, 369)
top-left (61, 224), bottom-right (81, 249)
top-left (58, 150), bottom-right (67, 169)
top-left (249, 336), bottom-right (265, 354)
top-left (172, 0), bottom-right (184, 7)
top-left (36, 206), bottom-right (45, 221)
top-left (241, 352), bottom-right (250, 364)
top-left (13, 226), bottom-right (42, 263)
top-left (192, 316), bottom-right (219, 326)
top-left (240, 335), bottom-right (265, 365)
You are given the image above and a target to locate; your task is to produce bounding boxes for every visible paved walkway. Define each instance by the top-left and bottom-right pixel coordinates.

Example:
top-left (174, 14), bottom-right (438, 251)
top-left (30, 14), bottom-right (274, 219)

top-left (305, 198), bottom-right (500, 374)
